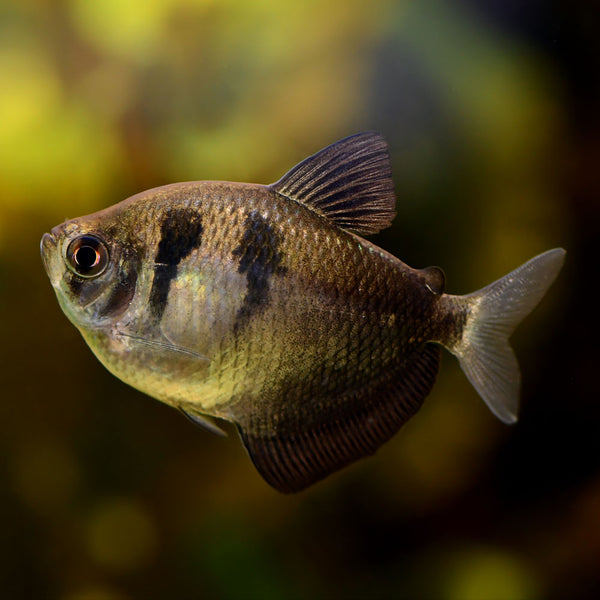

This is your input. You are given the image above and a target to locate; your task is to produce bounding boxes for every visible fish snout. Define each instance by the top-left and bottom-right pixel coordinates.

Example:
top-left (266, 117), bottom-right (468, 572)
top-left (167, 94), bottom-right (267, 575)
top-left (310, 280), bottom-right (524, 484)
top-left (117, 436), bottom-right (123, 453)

top-left (40, 232), bottom-right (59, 279)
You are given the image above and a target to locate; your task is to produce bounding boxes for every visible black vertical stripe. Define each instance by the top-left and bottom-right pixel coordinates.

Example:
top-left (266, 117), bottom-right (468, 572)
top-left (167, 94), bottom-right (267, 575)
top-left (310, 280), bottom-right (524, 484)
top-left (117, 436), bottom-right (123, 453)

top-left (233, 210), bottom-right (285, 330)
top-left (149, 208), bottom-right (203, 321)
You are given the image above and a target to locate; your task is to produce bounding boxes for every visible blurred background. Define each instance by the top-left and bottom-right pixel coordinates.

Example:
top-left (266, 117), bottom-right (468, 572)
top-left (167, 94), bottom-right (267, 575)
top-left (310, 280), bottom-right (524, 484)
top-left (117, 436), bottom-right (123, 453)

top-left (1, 0), bottom-right (598, 598)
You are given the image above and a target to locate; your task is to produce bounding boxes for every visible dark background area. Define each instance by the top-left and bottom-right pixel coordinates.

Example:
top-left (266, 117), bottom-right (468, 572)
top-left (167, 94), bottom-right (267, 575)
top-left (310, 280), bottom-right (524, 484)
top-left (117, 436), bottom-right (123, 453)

top-left (0, 1), bottom-right (598, 598)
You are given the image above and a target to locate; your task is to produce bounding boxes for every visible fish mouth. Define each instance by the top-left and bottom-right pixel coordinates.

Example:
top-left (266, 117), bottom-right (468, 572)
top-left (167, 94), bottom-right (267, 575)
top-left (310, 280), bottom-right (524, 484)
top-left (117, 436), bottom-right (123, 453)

top-left (40, 232), bottom-right (58, 278)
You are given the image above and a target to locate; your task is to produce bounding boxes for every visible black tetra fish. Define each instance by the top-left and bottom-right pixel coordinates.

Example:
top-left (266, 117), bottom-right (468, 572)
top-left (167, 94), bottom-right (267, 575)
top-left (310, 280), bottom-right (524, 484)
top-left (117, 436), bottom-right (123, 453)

top-left (41, 133), bottom-right (565, 492)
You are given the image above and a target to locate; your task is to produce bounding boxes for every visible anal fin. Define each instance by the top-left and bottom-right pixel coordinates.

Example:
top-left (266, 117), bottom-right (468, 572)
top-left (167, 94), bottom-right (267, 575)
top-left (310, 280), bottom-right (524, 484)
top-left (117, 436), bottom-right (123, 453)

top-left (237, 344), bottom-right (440, 493)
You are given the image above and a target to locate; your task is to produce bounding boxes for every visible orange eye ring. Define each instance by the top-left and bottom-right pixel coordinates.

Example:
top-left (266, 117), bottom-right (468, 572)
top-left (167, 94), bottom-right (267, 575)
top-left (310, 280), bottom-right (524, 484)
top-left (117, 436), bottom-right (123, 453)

top-left (66, 235), bottom-right (109, 278)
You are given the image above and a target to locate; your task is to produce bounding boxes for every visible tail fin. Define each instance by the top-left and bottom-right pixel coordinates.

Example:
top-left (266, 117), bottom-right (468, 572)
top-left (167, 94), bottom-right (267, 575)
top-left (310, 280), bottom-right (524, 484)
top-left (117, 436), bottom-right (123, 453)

top-left (447, 248), bottom-right (566, 424)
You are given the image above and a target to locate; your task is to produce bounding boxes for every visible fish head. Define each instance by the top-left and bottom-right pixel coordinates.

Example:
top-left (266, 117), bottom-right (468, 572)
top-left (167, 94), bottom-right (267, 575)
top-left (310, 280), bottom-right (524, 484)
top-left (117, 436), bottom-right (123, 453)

top-left (40, 209), bottom-right (141, 333)
top-left (41, 191), bottom-right (215, 408)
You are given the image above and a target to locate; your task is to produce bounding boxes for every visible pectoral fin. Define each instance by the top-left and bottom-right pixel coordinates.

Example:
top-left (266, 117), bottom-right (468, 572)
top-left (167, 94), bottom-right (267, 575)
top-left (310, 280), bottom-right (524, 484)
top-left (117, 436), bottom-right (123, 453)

top-left (113, 330), bottom-right (210, 363)
top-left (179, 408), bottom-right (227, 437)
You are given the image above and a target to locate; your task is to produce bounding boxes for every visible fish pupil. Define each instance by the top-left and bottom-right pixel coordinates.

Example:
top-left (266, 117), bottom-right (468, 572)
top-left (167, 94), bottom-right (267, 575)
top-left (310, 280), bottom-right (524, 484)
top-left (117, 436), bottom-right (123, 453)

top-left (75, 246), bottom-right (99, 268)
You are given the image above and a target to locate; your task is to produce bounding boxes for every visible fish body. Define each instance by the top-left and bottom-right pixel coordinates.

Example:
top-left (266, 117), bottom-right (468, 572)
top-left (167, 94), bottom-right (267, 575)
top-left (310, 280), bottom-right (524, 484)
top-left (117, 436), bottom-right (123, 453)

top-left (41, 133), bottom-right (565, 492)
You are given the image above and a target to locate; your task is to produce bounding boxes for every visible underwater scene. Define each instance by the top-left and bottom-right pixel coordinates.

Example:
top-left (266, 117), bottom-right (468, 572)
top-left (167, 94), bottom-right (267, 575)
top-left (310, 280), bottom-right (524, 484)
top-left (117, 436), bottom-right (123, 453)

top-left (0, 1), bottom-right (598, 598)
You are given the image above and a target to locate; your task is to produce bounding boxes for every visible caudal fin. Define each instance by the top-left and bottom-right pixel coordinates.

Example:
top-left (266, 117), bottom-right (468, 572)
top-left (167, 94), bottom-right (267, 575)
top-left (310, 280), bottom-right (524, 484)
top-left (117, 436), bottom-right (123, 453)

top-left (447, 248), bottom-right (566, 424)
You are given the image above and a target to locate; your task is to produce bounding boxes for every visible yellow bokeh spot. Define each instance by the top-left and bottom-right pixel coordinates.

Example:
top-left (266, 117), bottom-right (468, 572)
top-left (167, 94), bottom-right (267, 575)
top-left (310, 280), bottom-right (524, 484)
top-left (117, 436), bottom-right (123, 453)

top-left (68, 0), bottom-right (214, 61)
top-left (85, 497), bottom-right (158, 571)
top-left (443, 547), bottom-right (541, 600)
top-left (0, 43), bottom-right (61, 138)
top-left (63, 586), bottom-right (130, 600)
top-left (11, 439), bottom-right (80, 514)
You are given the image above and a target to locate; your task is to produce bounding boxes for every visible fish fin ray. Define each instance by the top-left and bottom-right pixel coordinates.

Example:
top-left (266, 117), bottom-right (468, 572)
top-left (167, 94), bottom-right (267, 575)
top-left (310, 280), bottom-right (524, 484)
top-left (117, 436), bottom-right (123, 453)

top-left (269, 132), bottom-right (396, 235)
top-left (237, 344), bottom-right (440, 493)
top-left (114, 331), bottom-right (210, 362)
top-left (179, 408), bottom-right (227, 437)
top-left (447, 248), bottom-right (566, 424)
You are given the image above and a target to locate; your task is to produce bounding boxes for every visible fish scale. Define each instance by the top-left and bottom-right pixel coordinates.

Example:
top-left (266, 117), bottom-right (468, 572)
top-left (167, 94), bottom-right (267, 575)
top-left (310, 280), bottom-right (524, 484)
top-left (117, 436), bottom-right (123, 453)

top-left (41, 132), bottom-right (565, 492)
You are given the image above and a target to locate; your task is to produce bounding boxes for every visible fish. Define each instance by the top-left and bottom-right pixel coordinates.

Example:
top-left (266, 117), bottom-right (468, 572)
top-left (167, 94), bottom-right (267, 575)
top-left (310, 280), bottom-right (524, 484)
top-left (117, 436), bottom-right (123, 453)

top-left (40, 132), bottom-right (565, 493)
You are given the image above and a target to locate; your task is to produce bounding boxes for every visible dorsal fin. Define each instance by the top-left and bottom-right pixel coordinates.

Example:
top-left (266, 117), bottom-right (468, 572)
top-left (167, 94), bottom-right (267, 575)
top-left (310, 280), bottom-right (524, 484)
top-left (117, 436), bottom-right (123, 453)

top-left (269, 132), bottom-right (397, 235)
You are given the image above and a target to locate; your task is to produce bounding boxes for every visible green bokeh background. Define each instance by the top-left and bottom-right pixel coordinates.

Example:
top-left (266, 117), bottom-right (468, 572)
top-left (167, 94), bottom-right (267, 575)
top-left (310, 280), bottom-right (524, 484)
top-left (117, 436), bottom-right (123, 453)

top-left (1, 1), bottom-right (598, 599)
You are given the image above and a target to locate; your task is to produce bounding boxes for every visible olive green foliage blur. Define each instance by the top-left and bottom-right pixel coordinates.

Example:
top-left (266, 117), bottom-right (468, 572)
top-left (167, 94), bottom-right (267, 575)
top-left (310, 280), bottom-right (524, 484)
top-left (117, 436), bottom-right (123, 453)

top-left (1, 1), bottom-right (597, 599)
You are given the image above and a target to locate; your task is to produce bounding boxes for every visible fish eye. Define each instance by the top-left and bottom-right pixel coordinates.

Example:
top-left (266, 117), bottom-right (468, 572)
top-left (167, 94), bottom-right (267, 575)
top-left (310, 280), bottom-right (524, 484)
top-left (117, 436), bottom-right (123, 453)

top-left (66, 235), bottom-right (109, 278)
